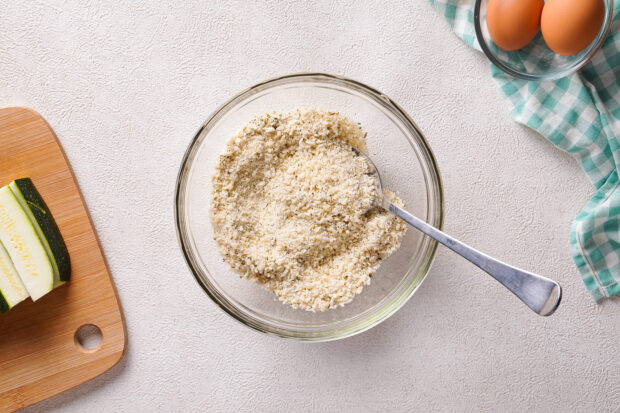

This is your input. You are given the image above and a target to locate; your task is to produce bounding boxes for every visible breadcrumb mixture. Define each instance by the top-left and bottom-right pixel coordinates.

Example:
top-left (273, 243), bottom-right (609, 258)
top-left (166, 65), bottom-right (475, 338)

top-left (211, 109), bottom-right (406, 311)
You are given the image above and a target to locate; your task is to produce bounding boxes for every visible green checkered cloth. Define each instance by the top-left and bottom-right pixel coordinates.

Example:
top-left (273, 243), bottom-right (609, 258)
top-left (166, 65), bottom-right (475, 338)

top-left (431, 0), bottom-right (620, 301)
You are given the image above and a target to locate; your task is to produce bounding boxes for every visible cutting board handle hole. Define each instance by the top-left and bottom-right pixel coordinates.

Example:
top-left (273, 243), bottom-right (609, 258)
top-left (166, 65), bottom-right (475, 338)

top-left (74, 324), bottom-right (102, 353)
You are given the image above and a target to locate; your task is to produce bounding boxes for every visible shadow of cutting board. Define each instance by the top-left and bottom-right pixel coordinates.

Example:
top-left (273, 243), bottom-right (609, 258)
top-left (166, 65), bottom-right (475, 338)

top-left (0, 107), bottom-right (126, 411)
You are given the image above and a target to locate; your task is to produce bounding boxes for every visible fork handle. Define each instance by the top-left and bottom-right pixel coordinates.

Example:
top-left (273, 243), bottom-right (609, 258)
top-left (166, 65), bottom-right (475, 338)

top-left (386, 201), bottom-right (561, 316)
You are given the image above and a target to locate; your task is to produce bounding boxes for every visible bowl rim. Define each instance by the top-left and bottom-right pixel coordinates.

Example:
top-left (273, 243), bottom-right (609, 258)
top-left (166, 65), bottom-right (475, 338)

top-left (174, 72), bottom-right (444, 341)
top-left (473, 0), bottom-right (614, 81)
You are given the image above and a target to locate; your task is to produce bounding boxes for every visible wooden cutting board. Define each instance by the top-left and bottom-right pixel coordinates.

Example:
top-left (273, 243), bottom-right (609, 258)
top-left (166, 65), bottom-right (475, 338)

top-left (0, 107), bottom-right (126, 411)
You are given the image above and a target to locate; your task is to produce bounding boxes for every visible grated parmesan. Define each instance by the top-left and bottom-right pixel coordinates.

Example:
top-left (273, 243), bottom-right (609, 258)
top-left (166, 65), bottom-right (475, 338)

top-left (211, 109), bottom-right (406, 311)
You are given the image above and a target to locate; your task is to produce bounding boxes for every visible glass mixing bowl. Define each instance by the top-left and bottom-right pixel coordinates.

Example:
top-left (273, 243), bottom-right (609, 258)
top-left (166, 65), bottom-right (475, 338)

top-left (474, 0), bottom-right (614, 81)
top-left (175, 73), bottom-right (443, 341)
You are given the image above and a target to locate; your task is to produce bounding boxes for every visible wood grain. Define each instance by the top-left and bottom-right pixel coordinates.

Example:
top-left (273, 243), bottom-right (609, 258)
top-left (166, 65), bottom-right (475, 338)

top-left (0, 107), bottom-right (126, 411)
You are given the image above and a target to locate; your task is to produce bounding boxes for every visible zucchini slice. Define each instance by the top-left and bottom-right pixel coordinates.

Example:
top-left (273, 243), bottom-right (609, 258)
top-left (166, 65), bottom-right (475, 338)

top-left (0, 240), bottom-right (29, 312)
top-left (9, 178), bottom-right (71, 284)
top-left (0, 186), bottom-right (54, 301)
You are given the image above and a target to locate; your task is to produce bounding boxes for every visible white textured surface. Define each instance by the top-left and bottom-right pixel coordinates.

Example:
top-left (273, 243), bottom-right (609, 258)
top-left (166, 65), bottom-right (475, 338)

top-left (2, 1), bottom-right (619, 411)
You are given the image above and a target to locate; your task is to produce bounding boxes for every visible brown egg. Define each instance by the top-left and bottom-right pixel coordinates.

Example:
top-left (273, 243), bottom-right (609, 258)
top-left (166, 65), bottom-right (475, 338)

top-left (486, 0), bottom-right (544, 51)
top-left (541, 0), bottom-right (605, 56)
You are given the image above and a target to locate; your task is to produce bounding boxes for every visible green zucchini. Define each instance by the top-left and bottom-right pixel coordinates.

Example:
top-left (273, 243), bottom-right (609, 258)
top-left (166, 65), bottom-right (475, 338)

top-left (0, 240), bottom-right (29, 312)
top-left (0, 294), bottom-right (8, 313)
top-left (9, 178), bottom-right (70, 284)
top-left (0, 185), bottom-right (54, 301)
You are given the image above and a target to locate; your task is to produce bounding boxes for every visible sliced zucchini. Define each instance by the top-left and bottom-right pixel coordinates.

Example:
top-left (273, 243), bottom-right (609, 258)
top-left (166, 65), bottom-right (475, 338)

top-left (0, 240), bottom-right (29, 313)
top-left (0, 186), bottom-right (54, 301)
top-left (9, 178), bottom-right (71, 285)
top-left (0, 294), bottom-right (7, 313)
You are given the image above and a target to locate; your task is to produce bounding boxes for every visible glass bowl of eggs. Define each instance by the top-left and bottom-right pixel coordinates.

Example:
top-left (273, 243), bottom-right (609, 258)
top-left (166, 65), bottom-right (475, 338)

top-left (474, 0), bottom-right (614, 81)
